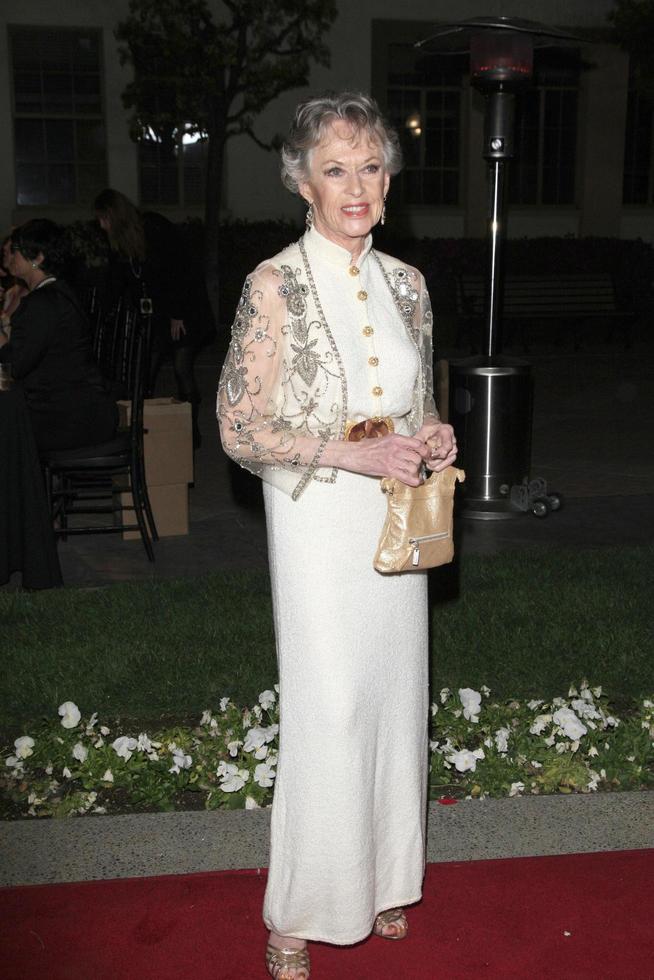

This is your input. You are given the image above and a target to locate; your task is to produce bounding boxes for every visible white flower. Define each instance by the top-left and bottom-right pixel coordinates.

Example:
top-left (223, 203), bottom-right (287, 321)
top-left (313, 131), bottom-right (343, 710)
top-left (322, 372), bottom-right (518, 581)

top-left (5, 756), bottom-right (20, 768)
top-left (99, 726), bottom-right (110, 736)
top-left (245, 796), bottom-right (260, 809)
top-left (568, 685), bottom-right (579, 698)
top-left (430, 703), bottom-right (439, 716)
top-left (45, 764), bottom-right (53, 775)
top-left (94, 738), bottom-right (105, 748)
top-left (136, 733), bottom-right (153, 754)
top-left (553, 707), bottom-right (587, 741)
top-left (458, 688), bottom-right (482, 722)
top-left (85, 712), bottom-right (98, 733)
top-left (604, 715), bottom-right (619, 728)
top-left (58, 701), bottom-right (81, 729)
top-left (593, 686), bottom-right (603, 699)
top-left (586, 772), bottom-right (600, 791)
top-left (102, 769), bottom-right (114, 782)
top-left (552, 697), bottom-right (566, 708)
top-left (243, 724), bottom-right (279, 754)
top-left (530, 714), bottom-right (552, 736)
top-left (259, 690), bottom-right (276, 710)
top-left (509, 781), bottom-right (525, 797)
top-left (446, 747), bottom-right (485, 773)
top-left (220, 764), bottom-right (249, 793)
top-left (62, 766), bottom-right (72, 778)
top-left (254, 762), bottom-right (276, 787)
top-left (227, 740), bottom-right (243, 758)
top-left (571, 698), bottom-right (600, 720)
top-left (111, 736), bottom-right (137, 761)
top-left (200, 710), bottom-right (213, 725)
top-left (219, 697), bottom-right (230, 712)
top-left (544, 733), bottom-right (556, 747)
top-left (253, 705), bottom-right (263, 720)
top-left (530, 760), bottom-right (543, 769)
top-left (481, 685), bottom-right (491, 697)
top-left (169, 748), bottom-right (192, 774)
top-left (14, 736), bottom-right (35, 759)
top-left (440, 687), bottom-right (451, 704)
top-left (72, 742), bottom-right (88, 763)
top-left (254, 745), bottom-right (268, 760)
top-left (494, 728), bottom-right (510, 753)
top-left (527, 699), bottom-right (544, 710)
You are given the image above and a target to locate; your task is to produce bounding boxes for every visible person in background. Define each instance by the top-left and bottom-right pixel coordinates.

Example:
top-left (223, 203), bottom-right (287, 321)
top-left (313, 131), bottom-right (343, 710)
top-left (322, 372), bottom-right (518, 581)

top-left (0, 236), bottom-right (28, 335)
top-left (0, 220), bottom-right (117, 452)
top-left (218, 92), bottom-right (457, 980)
top-left (94, 188), bottom-right (215, 448)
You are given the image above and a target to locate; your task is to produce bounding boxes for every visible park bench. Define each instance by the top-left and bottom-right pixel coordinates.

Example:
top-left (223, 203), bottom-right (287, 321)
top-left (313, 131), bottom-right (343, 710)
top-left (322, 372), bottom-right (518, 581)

top-left (455, 272), bottom-right (634, 350)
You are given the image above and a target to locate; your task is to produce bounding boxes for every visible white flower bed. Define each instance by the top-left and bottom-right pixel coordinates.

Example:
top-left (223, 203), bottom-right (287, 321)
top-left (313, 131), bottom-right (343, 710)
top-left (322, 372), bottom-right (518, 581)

top-left (1, 683), bottom-right (652, 817)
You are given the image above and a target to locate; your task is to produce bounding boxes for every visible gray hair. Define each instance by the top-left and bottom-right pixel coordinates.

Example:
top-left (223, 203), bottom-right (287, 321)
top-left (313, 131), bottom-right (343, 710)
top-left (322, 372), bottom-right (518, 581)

top-left (280, 92), bottom-right (403, 194)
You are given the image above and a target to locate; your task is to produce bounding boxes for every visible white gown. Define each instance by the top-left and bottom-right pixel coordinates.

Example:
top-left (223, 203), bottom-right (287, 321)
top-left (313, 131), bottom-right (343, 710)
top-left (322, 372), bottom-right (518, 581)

top-left (262, 229), bottom-right (429, 945)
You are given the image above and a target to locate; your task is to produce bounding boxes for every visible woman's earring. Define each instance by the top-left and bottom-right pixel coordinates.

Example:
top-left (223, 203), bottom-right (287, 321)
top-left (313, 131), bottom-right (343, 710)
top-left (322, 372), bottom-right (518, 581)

top-left (31, 261), bottom-right (40, 269)
top-left (305, 202), bottom-right (314, 230)
top-left (381, 198), bottom-right (387, 226)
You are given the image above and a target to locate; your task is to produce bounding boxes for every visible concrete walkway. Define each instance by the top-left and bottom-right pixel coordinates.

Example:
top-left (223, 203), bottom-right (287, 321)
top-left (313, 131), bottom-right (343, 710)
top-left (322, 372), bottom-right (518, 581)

top-left (2, 793), bottom-right (652, 887)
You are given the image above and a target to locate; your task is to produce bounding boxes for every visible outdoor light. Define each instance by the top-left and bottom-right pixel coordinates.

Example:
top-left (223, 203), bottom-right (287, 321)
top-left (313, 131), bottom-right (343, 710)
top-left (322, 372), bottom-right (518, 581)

top-left (417, 17), bottom-right (583, 519)
top-left (405, 112), bottom-right (422, 137)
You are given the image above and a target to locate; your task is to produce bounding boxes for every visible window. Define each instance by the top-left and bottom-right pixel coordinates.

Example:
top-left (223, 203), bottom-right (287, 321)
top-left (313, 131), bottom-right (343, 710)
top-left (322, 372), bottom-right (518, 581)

top-left (138, 129), bottom-right (207, 207)
top-left (623, 85), bottom-right (654, 204)
top-left (510, 54), bottom-right (579, 206)
top-left (10, 27), bottom-right (107, 206)
top-left (385, 42), bottom-right (464, 207)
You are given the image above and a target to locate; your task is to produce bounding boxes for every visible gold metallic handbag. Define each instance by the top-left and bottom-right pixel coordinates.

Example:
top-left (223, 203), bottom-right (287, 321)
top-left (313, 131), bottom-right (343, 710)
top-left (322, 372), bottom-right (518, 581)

top-left (373, 466), bottom-right (465, 573)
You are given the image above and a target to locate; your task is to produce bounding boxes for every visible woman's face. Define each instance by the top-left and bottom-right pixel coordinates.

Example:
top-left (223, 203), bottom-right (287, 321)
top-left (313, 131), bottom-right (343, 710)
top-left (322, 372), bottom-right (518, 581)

top-left (299, 119), bottom-right (390, 257)
top-left (97, 213), bottom-right (111, 233)
top-left (5, 243), bottom-right (33, 281)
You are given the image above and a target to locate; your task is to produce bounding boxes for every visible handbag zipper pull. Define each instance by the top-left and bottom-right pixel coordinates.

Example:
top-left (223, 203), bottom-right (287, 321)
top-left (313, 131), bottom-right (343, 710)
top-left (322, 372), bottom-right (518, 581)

top-left (412, 544), bottom-right (420, 566)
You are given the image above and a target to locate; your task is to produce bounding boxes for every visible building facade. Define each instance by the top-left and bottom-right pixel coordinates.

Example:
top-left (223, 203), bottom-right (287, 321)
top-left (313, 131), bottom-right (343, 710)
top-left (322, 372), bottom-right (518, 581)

top-left (1, 0), bottom-right (653, 241)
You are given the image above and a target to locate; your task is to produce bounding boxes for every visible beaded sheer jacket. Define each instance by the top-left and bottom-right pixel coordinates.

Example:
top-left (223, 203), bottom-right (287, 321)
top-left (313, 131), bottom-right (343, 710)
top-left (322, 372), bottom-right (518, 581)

top-left (217, 228), bottom-right (437, 500)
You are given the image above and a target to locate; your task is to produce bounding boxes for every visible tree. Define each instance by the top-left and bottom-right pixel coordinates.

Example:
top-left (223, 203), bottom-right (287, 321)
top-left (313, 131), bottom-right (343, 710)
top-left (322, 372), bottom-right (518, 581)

top-left (609, 0), bottom-right (654, 98)
top-left (116, 0), bottom-right (337, 320)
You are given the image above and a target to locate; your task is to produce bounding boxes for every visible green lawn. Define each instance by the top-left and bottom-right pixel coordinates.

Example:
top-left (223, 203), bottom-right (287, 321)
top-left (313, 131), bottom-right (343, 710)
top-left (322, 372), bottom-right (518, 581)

top-left (1, 545), bottom-right (652, 733)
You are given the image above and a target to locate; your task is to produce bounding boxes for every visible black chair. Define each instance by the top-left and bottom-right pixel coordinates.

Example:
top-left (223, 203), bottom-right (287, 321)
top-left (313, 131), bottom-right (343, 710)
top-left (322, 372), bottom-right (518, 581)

top-left (42, 305), bottom-right (158, 561)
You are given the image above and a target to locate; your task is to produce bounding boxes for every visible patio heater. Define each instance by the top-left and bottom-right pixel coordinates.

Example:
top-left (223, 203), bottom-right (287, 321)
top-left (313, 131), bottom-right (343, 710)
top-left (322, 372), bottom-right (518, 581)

top-left (417, 18), bottom-right (581, 518)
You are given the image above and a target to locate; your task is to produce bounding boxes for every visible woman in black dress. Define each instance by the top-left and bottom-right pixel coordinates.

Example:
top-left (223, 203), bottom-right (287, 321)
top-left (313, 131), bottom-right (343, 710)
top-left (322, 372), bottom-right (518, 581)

top-left (0, 220), bottom-right (117, 453)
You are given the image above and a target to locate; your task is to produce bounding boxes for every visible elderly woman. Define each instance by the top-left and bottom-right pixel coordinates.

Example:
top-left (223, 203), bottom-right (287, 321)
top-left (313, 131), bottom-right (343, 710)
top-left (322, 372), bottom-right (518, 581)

top-left (217, 92), bottom-right (456, 979)
top-left (0, 220), bottom-right (117, 452)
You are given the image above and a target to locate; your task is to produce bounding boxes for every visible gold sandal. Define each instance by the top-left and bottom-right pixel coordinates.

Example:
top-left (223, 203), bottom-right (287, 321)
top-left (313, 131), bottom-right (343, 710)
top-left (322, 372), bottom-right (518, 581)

top-left (265, 942), bottom-right (311, 980)
top-left (373, 907), bottom-right (408, 940)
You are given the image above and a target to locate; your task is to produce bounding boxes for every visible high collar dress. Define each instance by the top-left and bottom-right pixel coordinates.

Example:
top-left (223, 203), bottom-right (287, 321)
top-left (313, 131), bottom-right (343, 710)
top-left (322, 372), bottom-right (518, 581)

top-left (260, 227), bottom-right (430, 944)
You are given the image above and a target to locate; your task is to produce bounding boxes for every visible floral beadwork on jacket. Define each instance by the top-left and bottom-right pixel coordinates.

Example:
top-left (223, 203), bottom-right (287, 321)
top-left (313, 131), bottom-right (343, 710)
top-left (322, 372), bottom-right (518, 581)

top-left (217, 236), bottom-right (437, 500)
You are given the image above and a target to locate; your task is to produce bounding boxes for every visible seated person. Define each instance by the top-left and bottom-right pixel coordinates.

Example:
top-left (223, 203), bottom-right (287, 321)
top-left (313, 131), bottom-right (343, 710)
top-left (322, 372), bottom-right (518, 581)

top-left (0, 236), bottom-right (28, 332)
top-left (0, 220), bottom-right (118, 453)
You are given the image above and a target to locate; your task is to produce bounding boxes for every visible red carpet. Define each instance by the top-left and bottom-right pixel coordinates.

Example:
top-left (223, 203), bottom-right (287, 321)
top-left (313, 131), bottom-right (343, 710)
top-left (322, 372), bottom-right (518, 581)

top-left (1, 850), bottom-right (653, 979)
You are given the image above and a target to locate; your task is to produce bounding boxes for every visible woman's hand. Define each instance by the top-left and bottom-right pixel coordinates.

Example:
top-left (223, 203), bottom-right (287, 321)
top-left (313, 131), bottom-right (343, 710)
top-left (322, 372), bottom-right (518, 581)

top-left (414, 417), bottom-right (458, 473)
top-left (321, 433), bottom-right (430, 487)
top-left (170, 319), bottom-right (186, 341)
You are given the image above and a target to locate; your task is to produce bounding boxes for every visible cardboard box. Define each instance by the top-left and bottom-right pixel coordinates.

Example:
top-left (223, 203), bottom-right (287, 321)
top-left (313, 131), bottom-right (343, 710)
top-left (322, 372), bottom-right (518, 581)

top-left (117, 398), bottom-right (193, 487)
top-left (116, 398), bottom-right (193, 539)
top-left (120, 483), bottom-right (189, 539)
